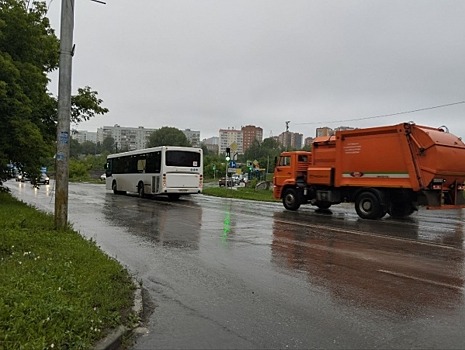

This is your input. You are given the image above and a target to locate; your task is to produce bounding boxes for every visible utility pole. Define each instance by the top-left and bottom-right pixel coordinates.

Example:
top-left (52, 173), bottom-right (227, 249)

top-left (55, 0), bottom-right (75, 230)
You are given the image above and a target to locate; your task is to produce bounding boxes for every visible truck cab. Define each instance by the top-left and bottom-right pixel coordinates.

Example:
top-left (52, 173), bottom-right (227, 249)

top-left (273, 151), bottom-right (311, 204)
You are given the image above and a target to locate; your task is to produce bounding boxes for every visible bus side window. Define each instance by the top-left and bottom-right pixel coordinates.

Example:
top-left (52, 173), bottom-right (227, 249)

top-left (137, 159), bottom-right (146, 173)
top-left (146, 151), bottom-right (161, 173)
top-left (113, 158), bottom-right (123, 174)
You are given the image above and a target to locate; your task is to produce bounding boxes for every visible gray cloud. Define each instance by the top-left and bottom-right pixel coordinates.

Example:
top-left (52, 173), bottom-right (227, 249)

top-left (48, 0), bottom-right (465, 139)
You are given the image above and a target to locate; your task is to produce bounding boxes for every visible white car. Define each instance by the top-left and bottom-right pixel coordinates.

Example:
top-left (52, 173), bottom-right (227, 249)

top-left (100, 173), bottom-right (106, 181)
top-left (36, 173), bottom-right (50, 185)
top-left (231, 175), bottom-right (241, 184)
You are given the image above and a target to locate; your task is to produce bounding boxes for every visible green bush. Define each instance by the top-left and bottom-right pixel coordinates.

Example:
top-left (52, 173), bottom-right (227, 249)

top-left (69, 159), bottom-right (90, 180)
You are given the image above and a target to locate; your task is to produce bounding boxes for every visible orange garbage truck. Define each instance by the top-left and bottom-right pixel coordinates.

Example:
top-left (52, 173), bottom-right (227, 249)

top-left (273, 122), bottom-right (465, 219)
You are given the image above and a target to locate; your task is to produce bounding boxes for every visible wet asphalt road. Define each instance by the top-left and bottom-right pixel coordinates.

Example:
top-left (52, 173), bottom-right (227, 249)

top-left (6, 180), bottom-right (465, 349)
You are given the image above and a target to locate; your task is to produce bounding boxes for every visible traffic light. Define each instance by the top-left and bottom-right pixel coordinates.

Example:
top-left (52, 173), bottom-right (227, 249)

top-left (225, 147), bottom-right (231, 161)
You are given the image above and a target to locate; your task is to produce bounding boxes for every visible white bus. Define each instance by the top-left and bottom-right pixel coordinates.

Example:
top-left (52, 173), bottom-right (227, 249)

top-left (105, 146), bottom-right (203, 200)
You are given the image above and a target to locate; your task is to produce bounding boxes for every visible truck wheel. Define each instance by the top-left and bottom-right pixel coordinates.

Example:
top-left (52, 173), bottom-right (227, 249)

top-left (388, 202), bottom-right (415, 218)
top-left (315, 201), bottom-right (331, 210)
top-left (283, 188), bottom-right (301, 211)
top-left (355, 191), bottom-right (384, 219)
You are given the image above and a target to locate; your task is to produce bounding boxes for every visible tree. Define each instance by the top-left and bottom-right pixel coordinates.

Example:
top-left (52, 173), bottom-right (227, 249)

top-left (147, 127), bottom-right (191, 147)
top-left (80, 140), bottom-right (98, 155)
top-left (201, 144), bottom-right (212, 156)
top-left (0, 0), bottom-right (108, 175)
top-left (243, 137), bottom-right (282, 175)
top-left (69, 138), bottom-right (81, 158)
top-left (71, 86), bottom-right (109, 123)
top-left (101, 136), bottom-right (115, 154)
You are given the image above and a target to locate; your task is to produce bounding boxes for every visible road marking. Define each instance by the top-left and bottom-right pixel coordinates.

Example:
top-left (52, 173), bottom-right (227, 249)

top-left (378, 269), bottom-right (464, 291)
top-left (271, 217), bottom-right (462, 252)
top-left (192, 196), bottom-right (463, 252)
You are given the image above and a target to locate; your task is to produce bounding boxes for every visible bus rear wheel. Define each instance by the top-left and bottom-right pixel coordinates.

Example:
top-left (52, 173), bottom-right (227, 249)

top-left (138, 182), bottom-right (145, 198)
top-left (112, 181), bottom-right (118, 194)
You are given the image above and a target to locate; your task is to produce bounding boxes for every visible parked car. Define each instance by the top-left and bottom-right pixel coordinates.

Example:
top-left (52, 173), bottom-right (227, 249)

top-left (17, 172), bottom-right (31, 182)
top-left (36, 173), bottom-right (50, 185)
top-left (100, 173), bottom-right (106, 181)
top-left (231, 174), bottom-right (241, 185)
top-left (218, 177), bottom-right (233, 187)
top-left (232, 174), bottom-right (248, 185)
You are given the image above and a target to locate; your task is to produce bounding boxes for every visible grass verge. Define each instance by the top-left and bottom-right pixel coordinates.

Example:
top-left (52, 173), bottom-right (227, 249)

top-left (0, 191), bottom-right (135, 350)
top-left (202, 186), bottom-right (277, 202)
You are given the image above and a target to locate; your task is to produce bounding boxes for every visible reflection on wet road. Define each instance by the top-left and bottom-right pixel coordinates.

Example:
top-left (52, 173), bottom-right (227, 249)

top-left (6, 180), bottom-right (465, 349)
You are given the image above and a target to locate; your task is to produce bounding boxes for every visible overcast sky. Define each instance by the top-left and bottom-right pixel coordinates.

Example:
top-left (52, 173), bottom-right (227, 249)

top-left (46, 0), bottom-right (465, 140)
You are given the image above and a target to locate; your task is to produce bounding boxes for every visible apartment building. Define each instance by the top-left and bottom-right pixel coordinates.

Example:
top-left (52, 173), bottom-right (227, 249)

top-left (315, 126), bottom-right (333, 137)
top-left (71, 130), bottom-right (97, 144)
top-left (182, 129), bottom-right (201, 147)
top-left (219, 127), bottom-right (243, 155)
top-left (96, 125), bottom-right (155, 151)
top-left (73, 125), bottom-right (201, 151)
top-left (241, 125), bottom-right (263, 152)
top-left (202, 136), bottom-right (219, 154)
top-left (315, 126), bottom-right (355, 138)
top-left (304, 136), bottom-right (314, 148)
top-left (278, 131), bottom-right (303, 149)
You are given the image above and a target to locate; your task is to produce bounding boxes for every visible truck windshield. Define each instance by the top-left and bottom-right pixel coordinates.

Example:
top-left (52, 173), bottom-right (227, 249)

top-left (279, 156), bottom-right (291, 166)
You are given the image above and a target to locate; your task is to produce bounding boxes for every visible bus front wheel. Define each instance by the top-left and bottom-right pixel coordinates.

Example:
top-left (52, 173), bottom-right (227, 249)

top-left (112, 181), bottom-right (125, 195)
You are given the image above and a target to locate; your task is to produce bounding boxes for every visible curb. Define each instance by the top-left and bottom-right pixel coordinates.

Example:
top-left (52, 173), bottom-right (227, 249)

top-left (94, 279), bottom-right (144, 350)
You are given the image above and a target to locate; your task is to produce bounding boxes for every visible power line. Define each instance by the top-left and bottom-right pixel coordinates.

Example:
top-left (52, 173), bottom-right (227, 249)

top-left (294, 100), bottom-right (465, 125)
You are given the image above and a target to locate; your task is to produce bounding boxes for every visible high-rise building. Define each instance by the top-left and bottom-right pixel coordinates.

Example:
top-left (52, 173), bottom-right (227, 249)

top-left (182, 129), bottom-right (201, 147)
top-left (202, 136), bottom-right (219, 154)
top-left (97, 125), bottom-right (155, 151)
top-left (334, 126), bottom-right (355, 133)
top-left (81, 125), bottom-right (201, 151)
top-left (219, 127), bottom-right (243, 155)
top-left (278, 131), bottom-right (303, 149)
top-left (315, 127), bottom-right (333, 137)
top-left (71, 130), bottom-right (97, 144)
top-left (304, 136), bottom-right (314, 148)
top-left (241, 125), bottom-right (263, 152)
